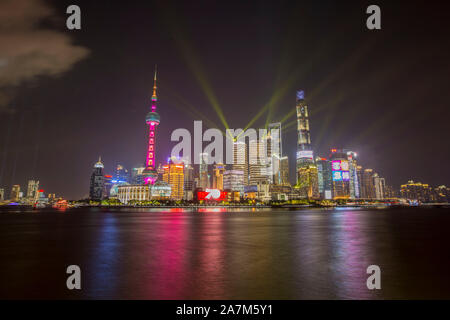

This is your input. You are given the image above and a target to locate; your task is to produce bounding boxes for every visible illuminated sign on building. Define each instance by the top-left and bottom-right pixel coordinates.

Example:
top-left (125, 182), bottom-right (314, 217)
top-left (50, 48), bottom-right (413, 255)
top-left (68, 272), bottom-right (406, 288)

top-left (296, 150), bottom-right (314, 159)
top-left (332, 160), bottom-right (350, 181)
top-left (296, 90), bottom-right (305, 100)
top-left (197, 189), bottom-right (227, 201)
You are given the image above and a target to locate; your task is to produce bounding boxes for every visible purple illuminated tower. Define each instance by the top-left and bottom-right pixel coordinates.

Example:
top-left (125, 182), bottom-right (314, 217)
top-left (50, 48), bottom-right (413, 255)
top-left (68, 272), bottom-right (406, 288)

top-left (142, 67), bottom-right (160, 184)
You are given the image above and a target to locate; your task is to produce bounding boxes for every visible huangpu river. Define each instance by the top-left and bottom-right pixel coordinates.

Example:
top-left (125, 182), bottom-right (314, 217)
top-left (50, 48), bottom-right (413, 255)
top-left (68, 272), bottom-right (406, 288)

top-left (1, 207), bottom-right (450, 299)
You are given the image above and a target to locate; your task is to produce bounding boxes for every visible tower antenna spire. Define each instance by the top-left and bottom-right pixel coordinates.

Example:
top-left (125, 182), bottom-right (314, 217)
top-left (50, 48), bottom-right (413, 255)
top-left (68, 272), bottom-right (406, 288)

top-left (152, 65), bottom-right (157, 100)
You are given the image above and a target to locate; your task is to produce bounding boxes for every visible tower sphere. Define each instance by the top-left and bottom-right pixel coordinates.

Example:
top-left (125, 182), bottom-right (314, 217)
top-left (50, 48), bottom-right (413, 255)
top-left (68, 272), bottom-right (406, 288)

top-left (146, 111), bottom-right (160, 125)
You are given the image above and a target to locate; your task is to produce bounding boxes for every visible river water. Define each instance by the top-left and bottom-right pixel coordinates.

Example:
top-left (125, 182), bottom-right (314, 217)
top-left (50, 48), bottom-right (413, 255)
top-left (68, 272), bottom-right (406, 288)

top-left (1, 207), bottom-right (449, 299)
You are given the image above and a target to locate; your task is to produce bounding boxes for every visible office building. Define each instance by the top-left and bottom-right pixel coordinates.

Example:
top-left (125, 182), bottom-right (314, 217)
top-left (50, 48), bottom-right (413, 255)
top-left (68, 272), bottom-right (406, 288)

top-left (162, 161), bottom-right (184, 200)
top-left (212, 163), bottom-right (225, 189)
top-left (10, 185), bottom-right (20, 202)
top-left (89, 157), bottom-right (104, 200)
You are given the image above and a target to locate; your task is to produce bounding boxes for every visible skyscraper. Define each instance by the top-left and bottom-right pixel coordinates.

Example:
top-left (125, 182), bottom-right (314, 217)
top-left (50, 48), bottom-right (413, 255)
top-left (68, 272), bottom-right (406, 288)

top-left (131, 166), bottom-right (145, 184)
top-left (295, 90), bottom-right (319, 199)
top-left (279, 156), bottom-right (290, 186)
top-left (232, 140), bottom-right (248, 186)
top-left (115, 165), bottom-right (130, 183)
top-left (142, 67), bottom-right (160, 185)
top-left (329, 149), bottom-right (351, 199)
top-left (362, 168), bottom-right (375, 199)
top-left (346, 151), bottom-right (360, 199)
top-left (266, 122), bottom-right (282, 184)
top-left (26, 180), bottom-right (39, 202)
top-left (373, 174), bottom-right (385, 200)
top-left (10, 185), bottom-right (20, 202)
top-left (249, 139), bottom-right (269, 185)
top-left (162, 160), bottom-right (184, 200)
top-left (199, 152), bottom-right (210, 189)
top-left (212, 163), bottom-right (225, 189)
top-left (296, 90), bottom-right (314, 169)
top-left (316, 157), bottom-right (332, 199)
top-left (223, 170), bottom-right (244, 194)
top-left (0, 188), bottom-right (4, 201)
top-left (89, 157), bottom-right (104, 200)
top-left (183, 161), bottom-right (194, 200)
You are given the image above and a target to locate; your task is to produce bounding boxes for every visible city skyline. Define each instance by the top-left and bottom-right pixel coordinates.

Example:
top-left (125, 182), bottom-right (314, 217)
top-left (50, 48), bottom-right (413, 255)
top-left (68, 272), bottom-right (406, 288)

top-left (1, 0), bottom-right (450, 199)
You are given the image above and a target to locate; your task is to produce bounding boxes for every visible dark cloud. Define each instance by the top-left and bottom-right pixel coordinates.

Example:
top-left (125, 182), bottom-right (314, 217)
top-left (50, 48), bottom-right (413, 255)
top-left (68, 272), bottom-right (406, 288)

top-left (0, 0), bottom-right (89, 112)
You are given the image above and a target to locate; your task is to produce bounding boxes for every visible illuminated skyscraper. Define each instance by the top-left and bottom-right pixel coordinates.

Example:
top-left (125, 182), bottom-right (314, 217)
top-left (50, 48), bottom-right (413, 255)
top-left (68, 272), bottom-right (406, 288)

top-left (0, 188), bottom-right (4, 201)
top-left (10, 185), bottom-right (20, 202)
top-left (199, 152), bottom-right (210, 189)
top-left (316, 157), bottom-right (332, 199)
top-left (115, 164), bottom-right (130, 183)
top-left (224, 170), bottom-right (244, 193)
top-left (162, 160), bottom-right (184, 200)
top-left (345, 150), bottom-right (360, 199)
top-left (296, 90), bottom-right (313, 168)
top-left (142, 67), bottom-right (160, 185)
top-left (213, 163), bottom-right (225, 189)
top-left (329, 149), bottom-right (351, 199)
top-left (373, 173), bottom-right (385, 200)
top-left (232, 140), bottom-right (248, 185)
top-left (131, 166), bottom-right (145, 184)
top-left (89, 157), bottom-right (104, 200)
top-left (26, 180), bottom-right (39, 202)
top-left (280, 156), bottom-right (290, 186)
top-left (183, 162), bottom-right (194, 200)
top-left (249, 139), bottom-right (269, 185)
top-left (362, 168), bottom-right (375, 199)
top-left (295, 90), bottom-right (319, 198)
top-left (266, 122), bottom-right (282, 184)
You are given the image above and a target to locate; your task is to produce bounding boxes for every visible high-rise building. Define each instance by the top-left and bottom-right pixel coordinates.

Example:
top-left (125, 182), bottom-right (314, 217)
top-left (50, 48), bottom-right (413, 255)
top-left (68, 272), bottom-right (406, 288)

top-left (103, 175), bottom-right (113, 198)
top-left (280, 156), bottom-right (290, 186)
top-left (162, 160), bottom-right (184, 200)
top-left (296, 164), bottom-right (320, 199)
top-left (266, 122), bottom-right (282, 184)
top-left (142, 67), bottom-right (160, 185)
top-left (183, 161), bottom-right (194, 200)
top-left (10, 185), bottom-right (20, 202)
top-left (115, 165), bottom-right (130, 183)
top-left (346, 151), bottom-right (360, 199)
top-left (362, 168), bottom-right (375, 199)
top-left (223, 170), bottom-right (244, 194)
top-left (26, 180), bottom-right (40, 202)
top-left (0, 188), bottom-right (4, 201)
top-left (400, 180), bottom-right (433, 203)
top-left (249, 139), bottom-right (269, 185)
top-left (131, 166), bottom-right (145, 184)
top-left (329, 149), bottom-right (351, 199)
top-left (295, 90), bottom-right (314, 169)
top-left (212, 163), bottom-right (225, 189)
top-left (232, 140), bottom-right (248, 185)
top-left (295, 90), bottom-right (319, 199)
top-left (89, 157), bottom-right (104, 200)
top-left (316, 157), bottom-right (332, 199)
top-left (199, 152), bottom-right (210, 189)
top-left (373, 175), bottom-right (385, 200)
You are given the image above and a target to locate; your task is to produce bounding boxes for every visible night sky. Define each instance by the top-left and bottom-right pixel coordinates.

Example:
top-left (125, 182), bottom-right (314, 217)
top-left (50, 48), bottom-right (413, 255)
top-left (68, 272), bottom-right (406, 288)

top-left (1, 0), bottom-right (449, 199)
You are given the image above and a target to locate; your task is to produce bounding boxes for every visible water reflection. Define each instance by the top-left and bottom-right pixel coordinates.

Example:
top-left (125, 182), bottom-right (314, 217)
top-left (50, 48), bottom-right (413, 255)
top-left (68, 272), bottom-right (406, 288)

top-left (2, 207), bottom-right (450, 299)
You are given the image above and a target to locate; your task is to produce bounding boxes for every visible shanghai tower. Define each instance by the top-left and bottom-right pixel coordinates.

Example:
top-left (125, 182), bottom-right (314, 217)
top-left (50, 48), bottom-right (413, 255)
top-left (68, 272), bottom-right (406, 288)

top-left (142, 67), bottom-right (160, 185)
top-left (295, 90), bottom-right (319, 199)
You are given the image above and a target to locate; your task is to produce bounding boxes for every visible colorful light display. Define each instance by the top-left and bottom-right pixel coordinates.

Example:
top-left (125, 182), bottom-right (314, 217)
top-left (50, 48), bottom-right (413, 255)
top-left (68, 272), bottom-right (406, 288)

top-left (332, 160), bottom-right (350, 181)
top-left (197, 189), bottom-right (227, 201)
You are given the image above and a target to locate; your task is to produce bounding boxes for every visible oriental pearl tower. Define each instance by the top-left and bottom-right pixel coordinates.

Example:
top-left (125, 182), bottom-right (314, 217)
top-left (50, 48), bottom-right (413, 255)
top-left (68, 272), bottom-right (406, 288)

top-left (142, 67), bottom-right (160, 184)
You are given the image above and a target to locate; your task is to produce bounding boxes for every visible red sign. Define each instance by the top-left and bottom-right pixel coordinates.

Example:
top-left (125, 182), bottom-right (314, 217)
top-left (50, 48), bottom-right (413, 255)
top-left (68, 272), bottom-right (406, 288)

top-left (197, 189), bottom-right (227, 201)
